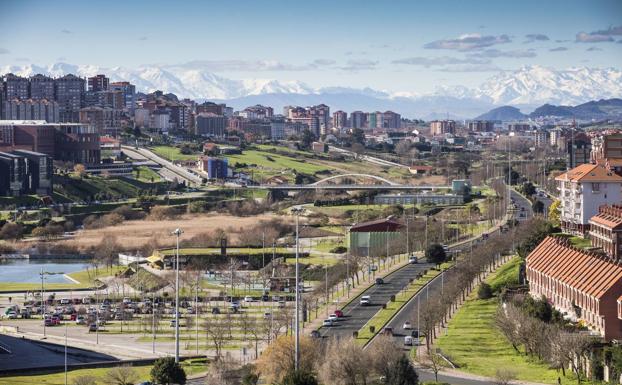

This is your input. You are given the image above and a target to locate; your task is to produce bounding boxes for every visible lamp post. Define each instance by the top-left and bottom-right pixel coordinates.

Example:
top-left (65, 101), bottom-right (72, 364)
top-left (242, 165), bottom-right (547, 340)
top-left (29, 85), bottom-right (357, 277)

top-left (40, 269), bottom-right (64, 339)
top-left (291, 208), bottom-right (304, 372)
top-left (172, 228), bottom-right (184, 363)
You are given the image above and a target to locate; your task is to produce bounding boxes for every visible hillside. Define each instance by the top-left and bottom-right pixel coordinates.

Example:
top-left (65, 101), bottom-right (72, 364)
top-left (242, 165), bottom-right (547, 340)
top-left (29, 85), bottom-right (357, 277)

top-left (475, 106), bottom-right (527, 121)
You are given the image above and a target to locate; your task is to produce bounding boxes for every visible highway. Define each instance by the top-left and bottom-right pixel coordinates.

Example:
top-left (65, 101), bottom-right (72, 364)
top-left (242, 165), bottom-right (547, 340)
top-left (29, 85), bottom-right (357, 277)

top-left (122, 145), bottom-right (203, 186)
top-left (318, 261), bottom-right (434, 339)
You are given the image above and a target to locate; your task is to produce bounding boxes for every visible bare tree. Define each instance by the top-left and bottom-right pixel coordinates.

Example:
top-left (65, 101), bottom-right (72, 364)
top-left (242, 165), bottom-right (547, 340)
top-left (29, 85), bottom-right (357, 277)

top-left (204, 315), bottom-right (229, 361)
top-left (318, 337), bottom-right (371, 385)
top-left (103, 366), bottom-right (138, 385)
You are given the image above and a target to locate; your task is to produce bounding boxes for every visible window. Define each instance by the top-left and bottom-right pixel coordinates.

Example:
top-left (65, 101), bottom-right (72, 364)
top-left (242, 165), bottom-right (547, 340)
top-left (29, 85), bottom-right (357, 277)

top-left (592, 183), bottom-right (600, 192)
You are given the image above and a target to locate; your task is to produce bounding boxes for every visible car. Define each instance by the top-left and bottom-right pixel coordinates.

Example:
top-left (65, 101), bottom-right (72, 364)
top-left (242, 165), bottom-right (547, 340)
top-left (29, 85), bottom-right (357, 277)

top-left (310, 330), bottom-right (321, 338)
top-left (360, 295), bottom-right (371, 306)
top-left (328, 313), bottom-right (338, 322)
top-left (5, 311), bottom-right (17, 319)
top-left (441, 244), bottom-right (449, 252)
top-left (82, 297), bottom-right (91, 304)
top-left (122, 297), bottom-right (132, 304)
top-left (59, 298), bottom-right (71, 305)
top-left (382, 327), bottom-right (393, 336)
top-left (520, 212), bottom-right (526, 218)
top-left (44, 318), bottom-right (54, 326)
top-left (375, 277), bottom-right (384, 285)
top-left (169, 320), bottom-right (178, 327)
top-left (408, 256), bottom-right (418, 264)
top-left (244, 296), bottom-right (254, 303)
top-left (263, 311), bottom-right (272, 319)
top-left (261, 295), bottom-right (270, 302)
top-left (88, 324), bottom-right (98, 332)
top-left (403, 321), bottom-right (412, 330)
top-left (334, 310), bottom-right (344, 318)
top-left (410, 329), bottom-right (420, 338)
top-left (404, 336), bottom-right (414, 346)
top-left (278, 301), bottom-right (286, 308)
top-left (76, 316), bottom-right (86, 325)
top-left (322, 319), bottom-right (334, 327)
top-left (520, 207), bottom-right (525, 212)
top-left (136, 382), bottom-right (154, 385)
top-left (211, 307), bottom-right (221, 314)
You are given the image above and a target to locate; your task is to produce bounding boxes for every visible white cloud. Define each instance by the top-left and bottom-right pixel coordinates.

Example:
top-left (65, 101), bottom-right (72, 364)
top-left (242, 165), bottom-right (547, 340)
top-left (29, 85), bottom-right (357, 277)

top-left (424, 34), bottom-right (511, 51)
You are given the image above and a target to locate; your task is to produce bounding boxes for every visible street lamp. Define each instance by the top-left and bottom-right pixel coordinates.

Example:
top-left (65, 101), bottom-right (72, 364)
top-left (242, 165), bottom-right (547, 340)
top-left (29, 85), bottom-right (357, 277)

top-left (290, 207), bottom-right (304, 372)
top-left (171, 227), bottom-right (184, 363)
top-left (40, 269), bottom-right (64, 339)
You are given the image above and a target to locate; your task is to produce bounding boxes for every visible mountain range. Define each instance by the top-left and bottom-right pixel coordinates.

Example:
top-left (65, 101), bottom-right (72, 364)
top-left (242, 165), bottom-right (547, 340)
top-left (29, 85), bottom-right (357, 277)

top-left (1, 63), bottom-right (621, 119)
top-left (476, 98), bottom-right (622, 121)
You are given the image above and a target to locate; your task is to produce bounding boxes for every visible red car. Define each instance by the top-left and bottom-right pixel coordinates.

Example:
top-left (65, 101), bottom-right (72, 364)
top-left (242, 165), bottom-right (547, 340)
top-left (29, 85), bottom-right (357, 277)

top-left (334, 310), bottom-right (344, 318)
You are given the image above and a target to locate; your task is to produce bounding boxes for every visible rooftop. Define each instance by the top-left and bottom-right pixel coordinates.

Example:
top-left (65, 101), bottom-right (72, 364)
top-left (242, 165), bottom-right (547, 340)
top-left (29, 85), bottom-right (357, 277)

top-left (526, 236), bottom-right (622, 300)
top-left (555, 163), bottom-right (622, 183)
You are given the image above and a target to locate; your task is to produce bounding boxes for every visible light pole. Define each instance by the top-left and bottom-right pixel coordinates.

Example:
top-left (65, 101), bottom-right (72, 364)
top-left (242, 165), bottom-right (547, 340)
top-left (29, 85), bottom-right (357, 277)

top-left (40, 269), bottom-right (64, 339)
top-left (172, 227), bottom-right (184, 363)
top-left (64, 321), bottom-right (68, 385)
top-left (291, 208), bottom-right (304, 372)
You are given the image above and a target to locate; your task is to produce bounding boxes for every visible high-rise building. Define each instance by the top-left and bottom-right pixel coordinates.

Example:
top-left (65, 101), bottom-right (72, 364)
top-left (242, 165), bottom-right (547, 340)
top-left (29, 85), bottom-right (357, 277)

top-left (2, 74), bottom-right (29, 100)
top-left (87, 74), bottom-right (109, 92)
top-left (430, 120), bottom-right (456, 136)
top-left (270, 117), bottom-right (285, 140)
top-left (467, 120), bottom-right (494, 132)
top-left (350, 111), bottom-right (366, 129)
top-left (367, 112), bottom-right (378, 130)
top-left (55, 74), bottom-right (85, 122)
top-left (332, 111), bottom-right (347, 131)
top-left (382, 111), bottom-right (401, 129)
top-left (29, 74), bottom-right (55, 100)
top-left (79, 106), bottom-right (121, 135)
top-left (195, 113), bottom-right (226, 137)
top-left (0, 151), bottom-right (27, 196)
top-left (4, 98), bottom-right (59, 122)
top-left (109, 81), bottom-right (136, 113)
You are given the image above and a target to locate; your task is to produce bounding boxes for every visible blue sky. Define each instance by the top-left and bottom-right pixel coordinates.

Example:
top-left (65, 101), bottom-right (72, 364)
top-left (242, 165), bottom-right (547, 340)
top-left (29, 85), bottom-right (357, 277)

top-left (1, 0), bottom-right (621, 93)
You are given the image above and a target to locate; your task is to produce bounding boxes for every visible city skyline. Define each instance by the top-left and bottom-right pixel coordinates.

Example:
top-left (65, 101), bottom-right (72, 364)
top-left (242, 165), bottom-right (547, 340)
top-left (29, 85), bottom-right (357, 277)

top-left (1, 0), bottom-right (621, 94)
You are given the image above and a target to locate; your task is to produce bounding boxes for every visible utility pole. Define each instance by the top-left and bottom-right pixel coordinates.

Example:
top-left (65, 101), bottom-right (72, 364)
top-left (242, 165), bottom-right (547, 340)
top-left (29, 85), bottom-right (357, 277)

top-left (291, 208), bottom-right (304, 372)
top-left (172, 228), bottom-right (184, 363)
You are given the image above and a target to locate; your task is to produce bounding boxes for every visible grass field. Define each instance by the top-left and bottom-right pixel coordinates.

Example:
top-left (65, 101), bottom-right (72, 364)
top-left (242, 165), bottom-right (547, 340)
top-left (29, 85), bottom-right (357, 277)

top-left (284, 254), bottom-right (340, 266)
top-left (0, 358), bottom-right (208, 385)
top-left (159, 247), bottom-right (291, 256)
top-left (134, 165), bottom-right (161, 182)
top-left (435, 257), bottom-right (578, 384)
top-left (225, 149), bottom-right (329, 175)
top-left (150, 145), bottom-right (200, 161)
top-left (487, 257), bottom-right (521, 293)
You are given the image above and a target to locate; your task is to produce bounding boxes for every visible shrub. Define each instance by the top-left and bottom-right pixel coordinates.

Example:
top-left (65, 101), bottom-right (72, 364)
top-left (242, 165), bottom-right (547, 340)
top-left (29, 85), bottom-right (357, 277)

top-left (149, 205), bottom-right (180, 220)
top-left (0, 222), bottom-right (24, 240)
top-left (150, 357), bottom-right (187, 385)
top-left (477, 283), bottom-right (493, 299)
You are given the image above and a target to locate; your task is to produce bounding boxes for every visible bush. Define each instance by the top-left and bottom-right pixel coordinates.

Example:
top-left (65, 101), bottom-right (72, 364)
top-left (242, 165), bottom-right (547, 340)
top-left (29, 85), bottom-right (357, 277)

top-left (149, 205), bottom-right (180, 220)
top-left (187, 201), bottom-right (208, 214)
top-left (281, 370), bottom-right (318, 385)
top-left (0, 222), bottom-right (24, 240)
top-left (150, 357), bottom-right (186, 385)
top-left (329, 246), bottom-right (347, 254)
top-left (477, 283), bottom-right (493, 299)
top-left (425, 244), bottom-right (447, 266)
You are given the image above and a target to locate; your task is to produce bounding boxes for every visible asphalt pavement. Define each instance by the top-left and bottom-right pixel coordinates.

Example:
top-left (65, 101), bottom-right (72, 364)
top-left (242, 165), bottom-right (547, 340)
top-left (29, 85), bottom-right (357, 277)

top-left (318, 261), bottom-right (434, 339)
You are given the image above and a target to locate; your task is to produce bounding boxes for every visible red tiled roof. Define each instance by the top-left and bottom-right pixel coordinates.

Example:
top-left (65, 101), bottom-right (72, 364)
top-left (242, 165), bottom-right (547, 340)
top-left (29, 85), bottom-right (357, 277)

top-left (526, 236), bottom-right (622, 300)
top-left (555, 163), bottom-right (622, 183)
top-left (589, 205), bottom-right (622, 230)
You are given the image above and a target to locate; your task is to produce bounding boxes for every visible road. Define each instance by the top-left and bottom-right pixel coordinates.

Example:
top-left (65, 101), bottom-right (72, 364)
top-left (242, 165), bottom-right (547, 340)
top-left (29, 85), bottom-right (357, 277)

top-left (318, 261), bottom-right (434, 338)
top-left (329, 146), bottom-right (409, 169)
top-left (364, 189), bottom-right (533, 384)
top-left (122, 145), bottom-right (202, 186)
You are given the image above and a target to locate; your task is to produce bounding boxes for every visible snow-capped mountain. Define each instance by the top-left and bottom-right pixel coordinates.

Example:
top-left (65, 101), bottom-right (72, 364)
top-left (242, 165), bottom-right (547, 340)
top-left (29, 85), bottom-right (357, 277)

top-left (1, 63), bottom-right (621, 118)
top-left (472, 65), bottom-right (622, 106)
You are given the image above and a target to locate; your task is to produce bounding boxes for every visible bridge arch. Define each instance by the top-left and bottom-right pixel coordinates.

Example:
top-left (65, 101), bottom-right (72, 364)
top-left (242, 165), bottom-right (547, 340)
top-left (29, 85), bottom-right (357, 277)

top-left (310, 173), bottom-right (399, 186)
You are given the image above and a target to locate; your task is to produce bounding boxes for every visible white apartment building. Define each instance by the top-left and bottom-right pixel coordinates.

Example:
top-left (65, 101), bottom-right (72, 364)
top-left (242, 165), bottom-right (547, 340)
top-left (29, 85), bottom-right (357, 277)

top-left (556, 163), bottom-right (622, 235)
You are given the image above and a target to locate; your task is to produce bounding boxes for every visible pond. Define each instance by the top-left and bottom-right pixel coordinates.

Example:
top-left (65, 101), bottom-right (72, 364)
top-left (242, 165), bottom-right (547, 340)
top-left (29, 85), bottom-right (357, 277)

top-left (0, 259), bottom-right (89, 283)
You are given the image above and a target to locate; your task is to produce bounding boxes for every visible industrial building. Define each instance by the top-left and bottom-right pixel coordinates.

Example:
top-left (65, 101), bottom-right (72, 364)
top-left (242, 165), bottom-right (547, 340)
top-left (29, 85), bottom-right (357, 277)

top-left (348, 217), bottom-right (403, 257)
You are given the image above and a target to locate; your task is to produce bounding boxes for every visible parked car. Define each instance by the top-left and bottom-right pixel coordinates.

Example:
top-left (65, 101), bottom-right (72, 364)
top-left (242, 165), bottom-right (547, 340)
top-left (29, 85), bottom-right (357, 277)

top-left (408, 256), bottom-right (418, 264)
top-left (328, 313), bottom-right (338, 322)
top-left (76, 315), bottom-right (86, 325)
top-left (410, 329), bottom-right (420, 338)
top-left (261, 294), bottom-right (270, 302)
top-left (211, 307), bottom-right (221, 314)
top-left (322, 319), bottom-right (334, 327)
top-left (334, 310), bottom-right (344, 318)
top-left (5, 311), bottom-right (17, 319)
top-left (375, 277), bottom-right (384, 285)
top-left (44, 318), bottom-right (54, 327)
top-left (360, 295), bottom-right (371, 306)
top-left (59, 298), bottom-right (71, 305)
top-left (244, 296), bottom-right (254, 303)
top-left (404, 336), bottom-right (414, 346)
top-left (403, 321), bottom-right (412, 330)
top-left (88, 324), bottom-right (98, 332)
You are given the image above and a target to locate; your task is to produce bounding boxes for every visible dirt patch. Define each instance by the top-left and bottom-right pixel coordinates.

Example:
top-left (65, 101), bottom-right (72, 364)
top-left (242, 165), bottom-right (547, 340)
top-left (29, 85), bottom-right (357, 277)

top-left (55, 212), bottom-right (280, 250)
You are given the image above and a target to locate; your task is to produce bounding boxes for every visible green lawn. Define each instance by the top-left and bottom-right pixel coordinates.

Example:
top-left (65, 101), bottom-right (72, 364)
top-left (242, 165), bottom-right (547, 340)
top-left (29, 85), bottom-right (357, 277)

top-left (134, 166), bottom-right (161, 182)
top-left (435, 258), bottom-right (578, 384)
top-left (0, 358), bottom-right (208, 385)
top-left (150, 145), bottom-right (201, 161)
top-left (159, 247), bottom-right (291, 256)
top-left (284, 255), bottom-right (340, 266)
top-left (487, 257), bottom-right (521, 293)
top-left (225, 149), bottom-right (329, 175)
top-left (554, 233), bottom-right (591, 249)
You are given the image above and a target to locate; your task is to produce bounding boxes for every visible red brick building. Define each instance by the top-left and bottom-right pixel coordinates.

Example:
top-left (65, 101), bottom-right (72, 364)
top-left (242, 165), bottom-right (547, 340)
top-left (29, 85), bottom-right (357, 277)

top-left (526, 236), bottom-right (622, 340)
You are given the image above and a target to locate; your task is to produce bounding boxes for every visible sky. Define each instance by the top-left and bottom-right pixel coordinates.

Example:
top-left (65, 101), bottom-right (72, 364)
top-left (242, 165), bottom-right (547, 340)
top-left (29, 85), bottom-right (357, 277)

top-left (1, 0), bottom-right (622, 94)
